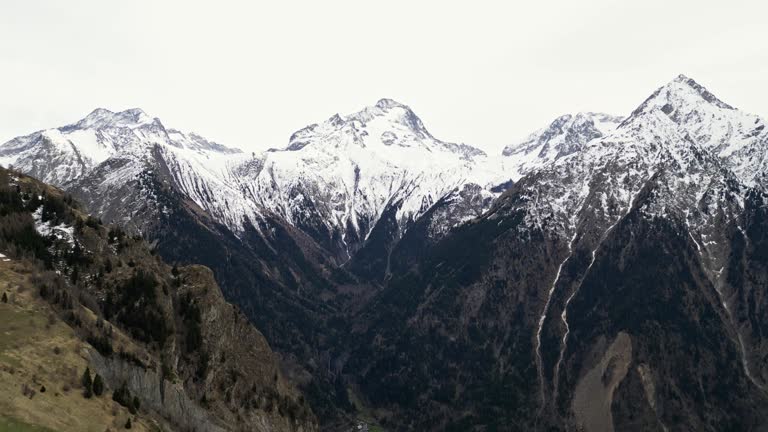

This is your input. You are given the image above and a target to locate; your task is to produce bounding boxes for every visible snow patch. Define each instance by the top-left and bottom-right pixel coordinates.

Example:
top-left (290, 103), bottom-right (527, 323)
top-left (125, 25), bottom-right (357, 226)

top-left (32, 207), bottom-right (75, 247)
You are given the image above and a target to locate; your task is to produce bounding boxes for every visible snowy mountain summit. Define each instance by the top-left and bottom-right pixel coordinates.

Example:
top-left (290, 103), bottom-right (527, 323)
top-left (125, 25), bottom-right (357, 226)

top-left (0, 107), bottom-right (242, 187)
top-left (287, 98), bottom-right (485, 159)
top-left (233, 98), bottom-right (510, 259)
top-left (495, 74), bottom-right (768, 238)
top-left (71, 107), bottom-right (158, 130)
top-left (501, 111), bottom-right (623, 179)
top-left (0, 100), bottom-right (512, 261)
top-left (626, 74), bottom-right (768, 186)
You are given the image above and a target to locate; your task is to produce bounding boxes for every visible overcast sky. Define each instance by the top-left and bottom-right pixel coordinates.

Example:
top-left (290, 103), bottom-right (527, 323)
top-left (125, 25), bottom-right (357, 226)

top-left (1, 1), bottom-right (767, 154)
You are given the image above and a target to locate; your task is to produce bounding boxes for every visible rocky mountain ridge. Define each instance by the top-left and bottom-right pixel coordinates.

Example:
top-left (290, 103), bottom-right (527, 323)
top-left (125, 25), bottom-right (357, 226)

top-left (0, 100), bottom-right (513, 263)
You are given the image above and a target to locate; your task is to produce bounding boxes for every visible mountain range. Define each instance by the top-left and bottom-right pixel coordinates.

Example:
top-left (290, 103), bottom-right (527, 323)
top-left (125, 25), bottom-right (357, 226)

top-left (3, 74), bottom-right (768, 431)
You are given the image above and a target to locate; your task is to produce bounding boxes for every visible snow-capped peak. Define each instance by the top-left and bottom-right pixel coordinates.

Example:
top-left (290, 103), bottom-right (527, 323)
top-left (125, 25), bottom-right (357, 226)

top-left (53, 107), bottom-right (242, 157)
top-left (624, 74), bottom-right (735, 127)
top-left (0, 107), bottom-right (243, 187)
top-left (285, 98), bottom-right (485, 159)
top-left (618, 75), bottom-right (768, 187)
top-left (671, 74), bottom-right (734, 109)
top-left (374, 98), bottom-right (408, 110)
top-left (501, 111), bottom-right (622, 180)
top-left (493, 75), bottom-right (758, 266)
top-left (344, 98), bottom-right (431, 140)
top-left (70, 107), bottom-right (160, 130)
top-left (224, 98), bottom-right (511, 258)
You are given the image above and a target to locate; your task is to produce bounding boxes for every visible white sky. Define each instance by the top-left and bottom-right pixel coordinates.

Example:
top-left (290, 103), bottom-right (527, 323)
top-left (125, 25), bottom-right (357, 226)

top-left (2, 1), bottom-right (767, 154)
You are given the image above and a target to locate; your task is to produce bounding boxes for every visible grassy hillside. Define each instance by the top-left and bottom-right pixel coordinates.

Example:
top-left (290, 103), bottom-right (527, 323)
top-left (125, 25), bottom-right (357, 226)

top-left (0, 257), bottom-right (160, 431)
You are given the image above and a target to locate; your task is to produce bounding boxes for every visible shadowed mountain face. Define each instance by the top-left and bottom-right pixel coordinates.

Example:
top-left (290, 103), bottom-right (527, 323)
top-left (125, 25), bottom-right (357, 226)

top-left (3, 75), bottom-right (768, 431)
top-left (343, 76), bottom-right (768, 431)
top-left (558, 196), bottom-right (768, 432)
top-left (346, 172), bottom-right (768, 431)
top-left (0, 167), bottom-right (317, 432)
top-left (64, 155), bottom-right (355, 422)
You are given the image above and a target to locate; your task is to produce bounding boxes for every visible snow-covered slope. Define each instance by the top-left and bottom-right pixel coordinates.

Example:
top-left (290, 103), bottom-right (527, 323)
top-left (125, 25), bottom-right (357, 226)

top-left (496, 75), bottom-right (767, 240)
top-left (624, 74), bottom-right (768, 187)
top-left (493, 75), bottom-right (760, 277)
top-left (233, 98), bottom-right (510, 258)
top-left (501, 112), bottom-right (623, 180)
top-left (0, 108), bottom-right (244, 186)
top-left (352, 76), bottom-right (768, 428)
top-left (0, 101), bottom-right (514, 260)
top-left (0, 108), bottom-right (265, 233)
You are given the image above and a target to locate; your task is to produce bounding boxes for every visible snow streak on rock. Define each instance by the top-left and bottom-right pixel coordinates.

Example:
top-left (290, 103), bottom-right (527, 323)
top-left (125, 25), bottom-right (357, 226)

top-left (535, 230), bottom-right (579, 408)
top-left (552, 182), bottom-right (649, 401)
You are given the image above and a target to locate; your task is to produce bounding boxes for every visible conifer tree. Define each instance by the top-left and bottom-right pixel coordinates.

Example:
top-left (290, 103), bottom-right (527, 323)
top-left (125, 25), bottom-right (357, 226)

top-left (93, 373), bottom-right (104, 396)
top-left (82, 367), bottom-right (93, 398)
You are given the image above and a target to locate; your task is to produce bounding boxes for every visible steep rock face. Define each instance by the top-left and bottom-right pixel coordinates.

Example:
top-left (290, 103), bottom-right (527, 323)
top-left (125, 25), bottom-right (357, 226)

top-left (166, 265), bottom-right (317, 432)
top-left (725, 190), bottom-right (768, 387)
top-left (351, 182), bottom-right (499, 283)
top-left (0, 129), bottom-right (90, 186)
top-left (88, 352), bottom-right (231, 432)
top-left (347, 199), bottom-right (562, 430)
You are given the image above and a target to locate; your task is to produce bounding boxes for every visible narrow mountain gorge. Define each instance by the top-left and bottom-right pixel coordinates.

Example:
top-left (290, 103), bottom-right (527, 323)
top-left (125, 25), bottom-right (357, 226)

top-left (3, 75), bottom-right (768, 431)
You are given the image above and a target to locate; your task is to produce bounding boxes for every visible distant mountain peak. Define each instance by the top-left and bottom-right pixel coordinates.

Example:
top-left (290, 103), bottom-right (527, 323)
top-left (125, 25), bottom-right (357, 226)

top-left (71, 107), bottom-right (159, 130)
top-left (120, 107), bottom-right (149, 116)
top-left (375, 98), bottom-right (408, 109)
top-left (286, 99), bottom-right (449, 153)
top-left (672, 73), bottom-right (692, 83)
top-left (668, 74), bottom-right (733, 109)
top-left (346, 98), bottom-right (423, 128)
top-left (501, 111), bottom-right (622, 174)
top-left (328, 113), bottom-right (344, 127)
top-left (85, 107), bottom-right (114, 117)
top-left (626, 74), bottom-right (734, 127)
